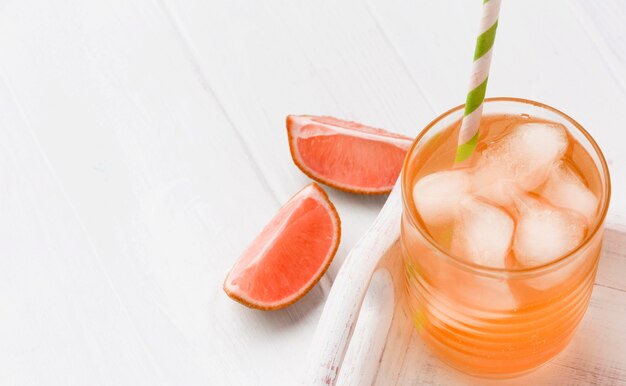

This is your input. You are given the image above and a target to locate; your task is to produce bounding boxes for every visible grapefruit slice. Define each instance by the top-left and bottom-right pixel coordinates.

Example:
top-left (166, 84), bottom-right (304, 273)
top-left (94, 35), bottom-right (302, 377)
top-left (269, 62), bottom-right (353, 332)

top-left (287, 115), bottom-right (413, 194)
top-left (223, 183), bottom-right (340, 310)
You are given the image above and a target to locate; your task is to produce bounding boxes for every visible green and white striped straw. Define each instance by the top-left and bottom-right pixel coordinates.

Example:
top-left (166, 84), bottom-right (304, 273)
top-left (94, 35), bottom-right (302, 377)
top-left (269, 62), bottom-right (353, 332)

top-left (455, 0), bottom-right (502, 163)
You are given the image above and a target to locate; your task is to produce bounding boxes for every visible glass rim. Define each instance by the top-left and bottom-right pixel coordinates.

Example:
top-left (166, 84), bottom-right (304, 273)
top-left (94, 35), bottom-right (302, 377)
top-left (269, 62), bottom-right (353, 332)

top-left (401, 97), bottom-right (612, 277)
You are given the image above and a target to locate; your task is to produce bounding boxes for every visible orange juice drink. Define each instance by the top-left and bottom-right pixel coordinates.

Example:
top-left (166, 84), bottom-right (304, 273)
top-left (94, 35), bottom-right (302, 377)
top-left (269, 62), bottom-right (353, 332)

top-left (401, 98), bottom-right (610, 377)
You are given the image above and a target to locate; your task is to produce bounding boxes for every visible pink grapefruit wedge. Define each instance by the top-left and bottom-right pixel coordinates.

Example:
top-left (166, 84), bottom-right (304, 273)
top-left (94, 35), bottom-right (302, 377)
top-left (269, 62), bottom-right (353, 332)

top-left (223, 183), bottom-right (340, 310)
top-left (287, 115), bottom-right (413, 194)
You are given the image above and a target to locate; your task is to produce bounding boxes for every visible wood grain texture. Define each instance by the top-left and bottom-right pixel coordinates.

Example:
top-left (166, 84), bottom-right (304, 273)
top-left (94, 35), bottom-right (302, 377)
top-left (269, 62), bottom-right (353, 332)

top-left (0, 0), bottom-right (624, 385)
top-left (336, 268), bottom-right (395, 386)
top-left (304, 185), bottom-right (401, 385)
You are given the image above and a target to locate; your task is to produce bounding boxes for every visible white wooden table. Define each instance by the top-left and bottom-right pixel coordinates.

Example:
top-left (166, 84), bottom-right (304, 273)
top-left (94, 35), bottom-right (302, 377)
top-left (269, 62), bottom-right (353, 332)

top-left (1, 1), bottom-right (625, 385)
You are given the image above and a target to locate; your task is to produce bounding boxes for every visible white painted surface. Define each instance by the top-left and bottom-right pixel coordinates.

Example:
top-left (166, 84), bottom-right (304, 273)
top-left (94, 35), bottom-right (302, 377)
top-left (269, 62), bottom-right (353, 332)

top-left (0, 0), bottom-right (624, 385)
top-left (305, 183), bottom-right (401, 385)
top-left (335, 269), bottom-right (395, 386)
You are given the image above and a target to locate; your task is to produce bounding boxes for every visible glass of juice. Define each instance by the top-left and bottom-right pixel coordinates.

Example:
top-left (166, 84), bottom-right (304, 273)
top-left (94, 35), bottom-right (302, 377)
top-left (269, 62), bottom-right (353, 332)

top-left (401, 97), bottom-right (611, 377)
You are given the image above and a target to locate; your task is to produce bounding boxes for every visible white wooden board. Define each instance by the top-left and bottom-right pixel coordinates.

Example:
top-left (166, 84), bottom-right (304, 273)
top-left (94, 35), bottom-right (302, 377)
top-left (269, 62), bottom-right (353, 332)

top-left (0, 0), bottom-right (624, 385)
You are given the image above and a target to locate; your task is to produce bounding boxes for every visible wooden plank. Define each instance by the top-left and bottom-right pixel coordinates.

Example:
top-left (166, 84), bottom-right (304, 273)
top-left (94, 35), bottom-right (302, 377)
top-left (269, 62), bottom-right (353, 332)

top-left (0, 0), bottom-right (310, 384)
top-left (597, 228), bottom-right (626, 292)
top-left (571, 1), bottom-right (626, 93)
top-left (305, 187), bottom-right (402, 385)
top-left (0, 77), bottom-right (164, 386)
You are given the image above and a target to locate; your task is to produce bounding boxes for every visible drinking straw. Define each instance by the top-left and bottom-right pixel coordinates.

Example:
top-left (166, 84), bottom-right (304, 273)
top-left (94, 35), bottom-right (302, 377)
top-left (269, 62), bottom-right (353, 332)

top-left (455, 0), bottom-right (502, 163)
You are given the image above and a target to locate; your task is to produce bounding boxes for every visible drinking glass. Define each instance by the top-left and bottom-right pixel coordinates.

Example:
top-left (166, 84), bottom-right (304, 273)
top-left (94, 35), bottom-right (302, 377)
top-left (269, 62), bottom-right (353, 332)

top-left (401, 97), bottom-right (611, 377)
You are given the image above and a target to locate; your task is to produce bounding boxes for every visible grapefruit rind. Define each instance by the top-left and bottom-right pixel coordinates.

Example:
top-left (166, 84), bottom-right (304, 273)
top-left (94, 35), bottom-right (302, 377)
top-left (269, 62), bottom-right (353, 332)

top-left (287, 115), bottom-right (413, 194)
top-left (223, 183), bottom-right (341, 311)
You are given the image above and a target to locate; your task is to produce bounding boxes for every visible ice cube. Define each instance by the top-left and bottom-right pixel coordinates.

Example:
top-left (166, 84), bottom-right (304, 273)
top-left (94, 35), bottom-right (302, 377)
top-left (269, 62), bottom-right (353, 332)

top-left (473, 179), bottom-right (517, 208)
top-left (413, 170), bottom-right (471, 225)
top-left (513, 198), bottom-right (587, 268)
top-left (473, 122), bottom-right (569, 205)
top-left (538, 160), bottom-right (598, 224)
top-left (451, 198), bottom-right (515, 269)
